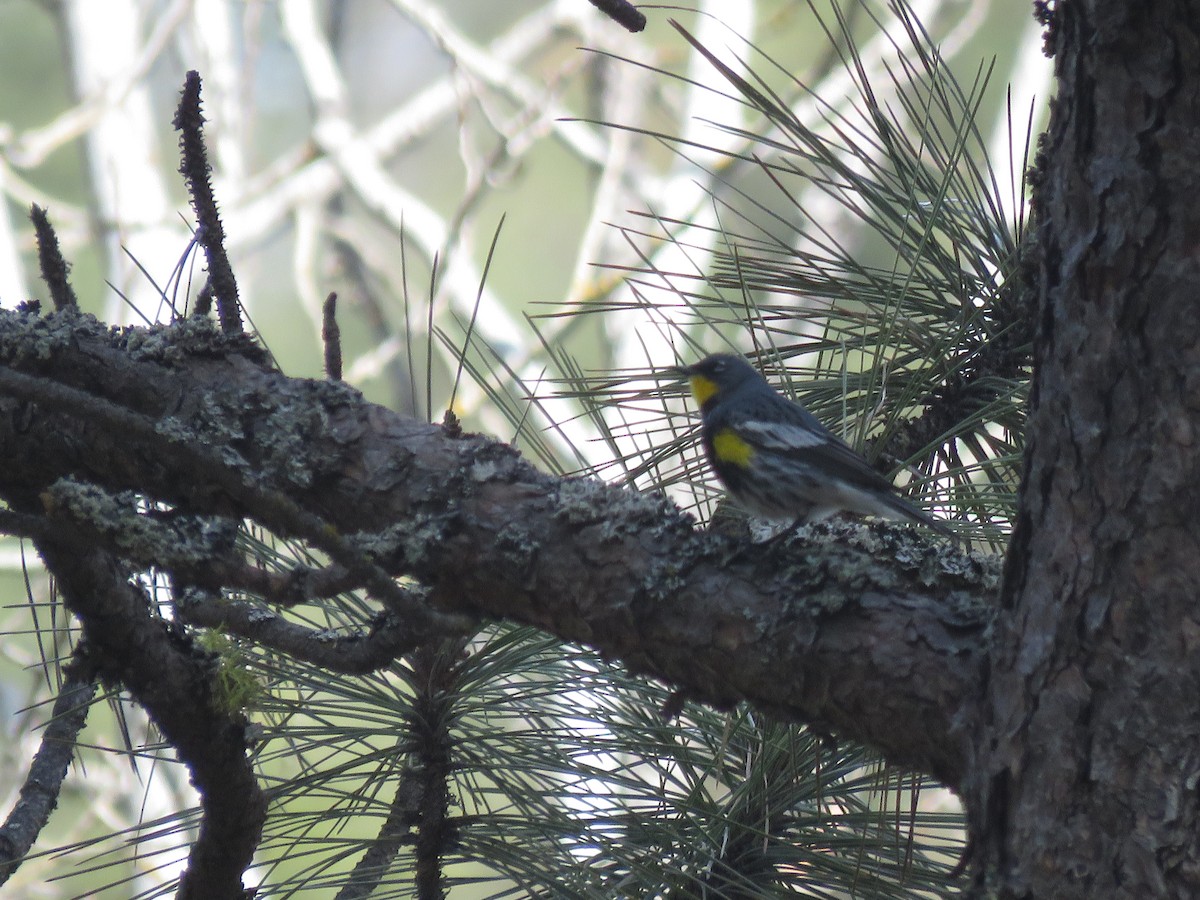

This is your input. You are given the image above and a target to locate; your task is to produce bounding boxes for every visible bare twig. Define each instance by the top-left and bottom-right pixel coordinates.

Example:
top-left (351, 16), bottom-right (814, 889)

top-left (408, 638), bottom-right (467, 900)
top-left (323, 291), bottom-right (342, 381)
top-left (587, 0), bottom-right (646, 33)
top-left (29, 205), bottom-right (78, 311)
top-left (0, 651), bottom-right (97, 888)
top-left (336, 772), bottom-right (423, 900)
top-left (173, 71), bottom-right (242, 334)
top-left (178, 589), bottom-right (440, 674)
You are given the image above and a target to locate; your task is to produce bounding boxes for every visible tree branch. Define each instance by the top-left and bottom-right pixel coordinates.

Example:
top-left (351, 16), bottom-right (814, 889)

top-left (0, 652), bottom-right (97, 888)
top-left (27, 531), bottom-right (264, 899)
top-left (173, 71), bottom-right (241, 334)
top-left (28, 205), bottom-right (77, 311)
top-left (177, 588), bottom-right (434, 674)
top-left (587, 0), bottom-right (647, 33)
top-left (0, 312), bottom-right (467, 642)
top-left (0, 306), bottom-right (998, 790)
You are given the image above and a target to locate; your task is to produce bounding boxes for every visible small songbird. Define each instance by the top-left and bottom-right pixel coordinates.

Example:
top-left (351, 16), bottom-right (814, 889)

top-left (678, 353), bottom-right (951, 536)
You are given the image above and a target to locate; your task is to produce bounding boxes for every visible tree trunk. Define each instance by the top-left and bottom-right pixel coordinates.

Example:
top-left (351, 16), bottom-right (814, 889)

top-left (972, 2), bottom-right (1200, 895)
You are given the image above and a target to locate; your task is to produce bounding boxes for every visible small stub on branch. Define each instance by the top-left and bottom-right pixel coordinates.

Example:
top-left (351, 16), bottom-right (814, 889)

top-left (322, 292), bottom-right (342, 381)
top-left (29, 205), bottom-right (78, 311)
top-left (442, 408), bottom-right (462, 438)
top-left (587, 0), bottom-right (646, 33)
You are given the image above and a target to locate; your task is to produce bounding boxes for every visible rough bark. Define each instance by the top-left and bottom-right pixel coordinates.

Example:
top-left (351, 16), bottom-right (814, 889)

top-left (0, 307), bottom-right (994, 800)
top-left (971, 1), bottom-right (1200, 896)
top-left (0, 301), bottom-right (998, 893)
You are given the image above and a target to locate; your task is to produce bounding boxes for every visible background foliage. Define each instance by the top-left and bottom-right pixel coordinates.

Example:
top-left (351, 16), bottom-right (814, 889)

top-left (0, 1), bottom-right (1047, 896)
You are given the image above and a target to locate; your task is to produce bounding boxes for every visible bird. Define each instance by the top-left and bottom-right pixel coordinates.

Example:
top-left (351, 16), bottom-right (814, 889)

top-left (677, 353), bottom-right (952, 537)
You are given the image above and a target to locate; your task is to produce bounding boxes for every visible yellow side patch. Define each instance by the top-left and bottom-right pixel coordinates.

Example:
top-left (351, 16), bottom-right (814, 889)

top-left (712, 428), bottom-right (754, 468)
top-left (689, 375), bottom-right (719, 406)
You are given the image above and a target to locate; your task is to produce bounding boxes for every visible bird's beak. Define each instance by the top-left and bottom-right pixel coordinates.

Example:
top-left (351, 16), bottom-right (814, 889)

top-left (669, 363), bottom-right (694, 380)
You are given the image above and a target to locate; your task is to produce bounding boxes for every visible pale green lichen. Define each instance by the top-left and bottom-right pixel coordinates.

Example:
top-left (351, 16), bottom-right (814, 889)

top-left (196, 628), bottom-right (265, 715)
top-left (0, 306), bottom-right (93, 364)
top-left (494, 522), bottom-right (539, 573)
top-left (351, 513), bottom-right (454, 568)
top-left (43, 478), bottom-right (238, 567)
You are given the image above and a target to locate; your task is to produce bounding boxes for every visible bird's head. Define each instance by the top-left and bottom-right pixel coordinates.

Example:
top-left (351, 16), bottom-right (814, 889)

top-left (675, 354), bottom-right (763, 407)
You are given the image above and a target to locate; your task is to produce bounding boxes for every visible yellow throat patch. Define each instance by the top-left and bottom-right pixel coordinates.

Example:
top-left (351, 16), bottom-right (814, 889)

top-left (689, 374), bottom-right (719, 406)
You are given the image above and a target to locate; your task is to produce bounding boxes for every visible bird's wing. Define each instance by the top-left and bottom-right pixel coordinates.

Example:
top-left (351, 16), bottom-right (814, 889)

top-left (732, 406), bottom-right (952, 535)
top-left (731, 410), bottom-right (951, 534)
top-left (737, 418), bottom-right (896, 492)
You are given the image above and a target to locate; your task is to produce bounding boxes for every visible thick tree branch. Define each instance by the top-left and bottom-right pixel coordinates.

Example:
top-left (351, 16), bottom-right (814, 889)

top-left (26, 531), bottom-right (264, 899)
top-left (0, 313), bottom-right (466, 641)
top-left (0, 307), bottom-right (998, 790)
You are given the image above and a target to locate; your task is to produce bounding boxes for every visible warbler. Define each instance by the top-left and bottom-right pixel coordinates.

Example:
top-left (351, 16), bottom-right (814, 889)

top-left (678, 353), bottom-right (952, 536)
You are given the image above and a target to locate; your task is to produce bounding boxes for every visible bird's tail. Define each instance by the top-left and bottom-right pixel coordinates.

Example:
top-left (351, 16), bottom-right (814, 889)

top-left (884, 494), bottom-right (956, 540)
